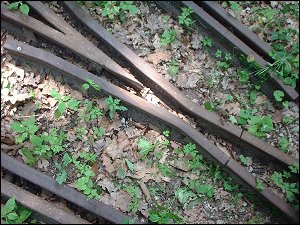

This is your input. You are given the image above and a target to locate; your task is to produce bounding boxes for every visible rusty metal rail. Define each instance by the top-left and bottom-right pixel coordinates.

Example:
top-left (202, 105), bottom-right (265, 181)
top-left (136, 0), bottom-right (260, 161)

top-left (196, 1), bottom-right (273, 61)
top-left (1, 178), bottom-right (91, 224)
top-left (155, 1), bottom-right (298, 102)
top-left (2, 38), bottom-right (299, 223)
top-left (1, 1), bottom-right (143, 91)
top-left (1, 153), bottom-right (141, 224)
top-left (60, 1), bottom-right (297, 168)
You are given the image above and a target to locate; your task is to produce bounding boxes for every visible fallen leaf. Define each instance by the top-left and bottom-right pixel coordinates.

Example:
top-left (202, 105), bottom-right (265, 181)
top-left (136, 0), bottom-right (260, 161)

top-left (104, 139), bottom-right (123, 160)
top-left (255, 95), bottom-right (267, 105)
top-left (115, 190), bottom-right (131, 212)
top-left (170, 159), bottom-right (191, 172)
top-left (101, 153), bottom-right (116, 173)
top-left (93, 138), bottom-right (106, 155)
top-left (23, 72), bottom-right (39, 87)
top-left (97, 177), bottom-right (116, 194)
top-left (273, 109), bottom-right (282, 123)
top-left (4, 93), bottom-right (30, 105)
top-left (148, 51), bottom-right (172, 65)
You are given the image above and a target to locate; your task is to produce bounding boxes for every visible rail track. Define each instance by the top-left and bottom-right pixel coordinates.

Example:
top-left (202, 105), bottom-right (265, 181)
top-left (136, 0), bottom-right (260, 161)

top-left (1, 1), bottom-right (299, 224)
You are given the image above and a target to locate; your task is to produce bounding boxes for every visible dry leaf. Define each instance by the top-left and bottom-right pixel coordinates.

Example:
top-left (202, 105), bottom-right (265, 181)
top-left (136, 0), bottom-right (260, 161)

top-left (97, 177), bottom-right (116, 194)
top-left (170, 159), bottom-right (191, 172)
top-left (255, 95), bottom-right (267, 105)
top-left (115, 190), bottom-right (131, 212)
top-left (23, 72), bottom-right (39, 87)
top-left (273, 109), bottom-right (283, 123)
top-left (104, 139), bottom-right (123, 160)
top-left (94, 138), bottom-right (106, 155)
top-left (101, 153), bottom-right (116, 173)
top-left (4, 93), bottom-right (30, 105)
top-left (147, 51), bottom-right (172, 65)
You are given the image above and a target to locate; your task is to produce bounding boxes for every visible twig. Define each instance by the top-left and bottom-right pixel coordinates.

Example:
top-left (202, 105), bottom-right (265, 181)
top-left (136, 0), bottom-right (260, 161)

top-left (138, 181), bottom-right (152, 203)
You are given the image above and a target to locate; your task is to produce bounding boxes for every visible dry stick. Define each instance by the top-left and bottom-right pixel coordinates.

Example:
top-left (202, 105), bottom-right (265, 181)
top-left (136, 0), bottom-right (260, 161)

top-left (138, 181), bottom-right (152, 203)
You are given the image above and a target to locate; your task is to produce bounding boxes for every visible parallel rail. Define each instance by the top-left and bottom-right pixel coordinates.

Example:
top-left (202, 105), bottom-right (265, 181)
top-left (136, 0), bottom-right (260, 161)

top-left (1, 178), bottom-right (91, 224)
top-left (1, 1), bottom-right (299, 223)
top-left (3, 38), bottom-right (299, 223)
top-left (155, 1), bottom-right (298, 102)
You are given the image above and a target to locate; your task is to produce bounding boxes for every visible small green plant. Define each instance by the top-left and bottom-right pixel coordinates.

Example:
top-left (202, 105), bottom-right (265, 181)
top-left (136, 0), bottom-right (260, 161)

top-left (160, 29), bottom-right (177, 47)
top-left (216, 52), bottom-right (232, 70)
top-left (10, 117), bottom-right (39, 144)
top-left (238, 70), bottom-right (250, 84)
top-left (124, 185), bottom-right (141, 213)
top-left (159, 164), bottom-right (174, 177)
top-left (148, 204), bottom-right (183, 224)
top-left (282, 115), bottom-right (295, 125)
top-left (167, 59), bottom-right (180, 77)
top-left (92, 127), bottom-right (105, 138)
top-left (239, 155), bottom-right (252, 166)
top-left (255, 178), bottom-right (265, 191)
top-left (178, 7), bottom-right (194, 29)
top-left (55, 163), bottom-right (68, 185)
top-left (1, 197), bottom-right (32, 224)
top-left (201, 36), bottom-right (213, 48)
top-left (100, 1), bottom-right (139, 22)
top-left (175, 188), bottom-right (196, 204)
top-left (85, 101), bottom-right (103, 121)
top-left (273, 90), bottom-right (284, 102)
top-left (270, 171), bottom-right (299, 203)
top-left (203, 101), bottom-right (214, 111)
top-left (137, 138), bottom-right (155, 159)
top-left (278, 136), bottom-right (289, 153)
top-left (21, 148), bottom-right (37, 166)
top-left (163, 130), bottom-right (170, 137)
top-left (125, 158), bottom-right (135, 173)
top-left (105, 95), bottom-right (128, 119)
top-left (79, 151), bottom-right (98, 164)
top-left (8, 1), bottom-right (30, 15)
top-left (189, 180), bottom-right (215, 198)
top-left (82, 78), bottom-right (101, 91)
top-left (50, 90), bottom-right (81, 118)
top-left (75, 170), bottom-right (100, 199)
top-left (248, 115), bottom-right (274, 137)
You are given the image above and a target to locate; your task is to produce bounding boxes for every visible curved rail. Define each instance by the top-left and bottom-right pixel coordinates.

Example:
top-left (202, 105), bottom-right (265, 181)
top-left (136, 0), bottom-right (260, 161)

top-left (3, 39), bottom-right (299, 223)
top-left (60, 1), bottom-right (297, 168)
top-left (155, 1), bottom-right (298, 102)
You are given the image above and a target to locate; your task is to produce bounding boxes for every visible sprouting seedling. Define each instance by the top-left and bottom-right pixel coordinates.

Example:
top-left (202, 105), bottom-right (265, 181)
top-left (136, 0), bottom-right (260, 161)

top-left (105, 95), bottom-right (127, 119)
top-left (82, 78), bottom-right (101, 91)
top-left (8, 1), bottom-right (30, 15)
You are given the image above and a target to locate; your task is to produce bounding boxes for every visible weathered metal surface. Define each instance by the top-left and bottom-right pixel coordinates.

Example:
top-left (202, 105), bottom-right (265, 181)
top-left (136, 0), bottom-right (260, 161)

top-left (3, 39), bottom-right (298, 223)
top-left (155, 1), bottom-right (298, 102)
top-left (1, 153), bottom-right (138, 224)
top-left (1, 179), bottom-right (91, 224)
top-left (198, 1), bottom-right (272, 61)
top-left (226, 159), bottom-right (299, 224)
top-left (4, 39), bottom-right (231, 166)
top-left (61, 1), bottom-right (297, 168)
top-left (1, 2), bottom-right (143, 91)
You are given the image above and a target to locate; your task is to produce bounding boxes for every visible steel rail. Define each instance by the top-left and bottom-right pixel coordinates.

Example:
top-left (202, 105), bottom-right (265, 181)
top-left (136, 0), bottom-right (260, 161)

top-left (1, 2), bottom-right (143, 91)
top-left (1, 178), bottom-right (91, 224)
top-left (1, 153), bottom-right (141, 224)
top-left (3, 39), bottom-right (299, 223)
top-left (60, 1), bottom-right (297, 168)
top-left (155, 1), bottom-right (298, 102)
top-left (197, 1), bottom-right (273, 61)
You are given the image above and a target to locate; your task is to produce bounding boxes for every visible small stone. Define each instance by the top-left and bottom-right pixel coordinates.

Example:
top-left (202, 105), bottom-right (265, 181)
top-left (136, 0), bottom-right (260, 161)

top-left (242, 202), bottom-right (247, 207)
top-left (216, 219), bottom-right (224, 224)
